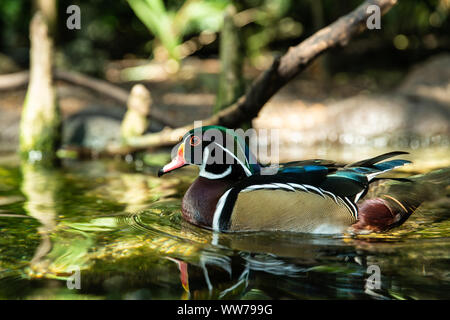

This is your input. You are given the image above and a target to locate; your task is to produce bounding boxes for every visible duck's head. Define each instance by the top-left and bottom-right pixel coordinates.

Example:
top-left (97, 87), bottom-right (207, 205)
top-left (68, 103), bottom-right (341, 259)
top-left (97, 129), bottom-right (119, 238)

top-left (158, 126), bottom-right (260, 180)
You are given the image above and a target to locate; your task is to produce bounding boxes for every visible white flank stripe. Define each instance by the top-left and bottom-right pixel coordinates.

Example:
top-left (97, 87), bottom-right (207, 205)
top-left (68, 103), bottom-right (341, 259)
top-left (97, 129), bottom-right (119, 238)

top-left (344, 197), bottom-right (358, 218)
top-left (242, 184), bottom-right (280, 192)
top-left (304, 185), bottom-right (325, 198)
top-left (287, 183), bottom-right (307, 191)
top-left (273, 183), bottom-right (296, 191)
top-left (240, 182), bottom-right (345, 212)
top-left (322, 190), bottom-right (339, 204)
top-left (354, 189), bottom-right (365, 203)
top-left (338, 197), bottom-right (353, 215)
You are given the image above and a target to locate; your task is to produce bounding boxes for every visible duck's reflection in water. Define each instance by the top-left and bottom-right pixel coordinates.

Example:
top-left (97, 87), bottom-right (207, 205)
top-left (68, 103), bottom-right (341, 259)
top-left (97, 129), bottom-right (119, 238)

top-left (167, 230), bottom-right (395, 300)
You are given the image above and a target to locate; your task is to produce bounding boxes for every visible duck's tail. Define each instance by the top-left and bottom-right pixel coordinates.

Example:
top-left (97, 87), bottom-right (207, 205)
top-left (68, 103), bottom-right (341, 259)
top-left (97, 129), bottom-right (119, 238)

top-left (351, 167), bottom-right (450, 232)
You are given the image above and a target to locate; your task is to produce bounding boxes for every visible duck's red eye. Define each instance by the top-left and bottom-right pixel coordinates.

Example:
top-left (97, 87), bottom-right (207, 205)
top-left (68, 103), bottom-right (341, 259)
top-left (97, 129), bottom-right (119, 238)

top-left (189, 135), bottom-right (201, 146)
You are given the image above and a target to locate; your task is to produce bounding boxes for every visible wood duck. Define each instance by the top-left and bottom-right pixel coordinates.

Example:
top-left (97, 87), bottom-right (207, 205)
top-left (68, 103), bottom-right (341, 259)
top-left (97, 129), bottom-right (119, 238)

top-left (158, 125), bottom-right (420, 234)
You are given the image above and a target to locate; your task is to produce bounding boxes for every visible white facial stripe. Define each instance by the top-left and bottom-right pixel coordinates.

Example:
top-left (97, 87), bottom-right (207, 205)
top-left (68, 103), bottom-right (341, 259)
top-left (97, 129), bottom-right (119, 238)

top-left (199, 164), bottom-right (232, 179)
top-left (236, 138), bottom-right (251, 169)
top-left (214, 142), bottom-right (252, 176)
top-left (212, 189), bottom-right (233, 231)
top-left (198, 145), bottom-right (233, 179)
top-left (198, 143), bottom-right (253, 179)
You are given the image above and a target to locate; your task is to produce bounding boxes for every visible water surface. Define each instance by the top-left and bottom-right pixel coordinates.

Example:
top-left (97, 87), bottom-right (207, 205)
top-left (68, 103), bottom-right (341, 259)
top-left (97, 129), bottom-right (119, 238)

top-left (0, 150), bottom-right (449, 300)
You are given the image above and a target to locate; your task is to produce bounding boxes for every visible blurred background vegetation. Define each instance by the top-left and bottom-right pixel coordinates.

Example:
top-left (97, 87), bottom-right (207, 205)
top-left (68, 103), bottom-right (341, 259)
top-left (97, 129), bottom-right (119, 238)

top-left (1, 0), bottom-right (448, 78)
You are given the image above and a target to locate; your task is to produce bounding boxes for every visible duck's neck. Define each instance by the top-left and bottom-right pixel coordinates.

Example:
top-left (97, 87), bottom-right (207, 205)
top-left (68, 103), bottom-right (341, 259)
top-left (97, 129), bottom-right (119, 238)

top-left (181, 177), bottom-right (234, 228)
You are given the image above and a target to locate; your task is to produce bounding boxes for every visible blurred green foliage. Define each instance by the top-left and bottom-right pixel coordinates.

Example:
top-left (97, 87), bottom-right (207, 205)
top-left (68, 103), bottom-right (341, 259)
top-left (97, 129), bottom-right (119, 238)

top-left (127, 0), bottom-right (229, 65)
top-left (0, 0), bottom-right (448, 76)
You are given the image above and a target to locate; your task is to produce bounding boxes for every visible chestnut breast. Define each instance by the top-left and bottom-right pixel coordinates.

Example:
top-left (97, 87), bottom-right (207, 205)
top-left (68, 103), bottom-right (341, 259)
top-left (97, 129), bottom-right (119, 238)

top-left (181, 177), bottom-right (234, 228)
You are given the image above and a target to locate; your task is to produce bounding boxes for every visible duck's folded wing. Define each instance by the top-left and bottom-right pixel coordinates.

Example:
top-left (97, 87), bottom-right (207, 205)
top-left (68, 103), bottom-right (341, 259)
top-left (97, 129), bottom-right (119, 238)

top-left (230, 189), bottom-right (357, 233)
top-left (212, 181), bottom-right (357, 233)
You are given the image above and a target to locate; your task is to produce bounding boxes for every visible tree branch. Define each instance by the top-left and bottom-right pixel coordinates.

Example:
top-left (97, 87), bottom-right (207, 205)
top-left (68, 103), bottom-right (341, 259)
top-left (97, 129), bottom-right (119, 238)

top-left (125, 0), bottom-right (397, 150)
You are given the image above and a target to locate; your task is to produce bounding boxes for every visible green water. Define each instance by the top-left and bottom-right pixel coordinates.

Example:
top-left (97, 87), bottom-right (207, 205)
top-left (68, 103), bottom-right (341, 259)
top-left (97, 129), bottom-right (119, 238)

top-left (0, 152), bottom-right (449, 300)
